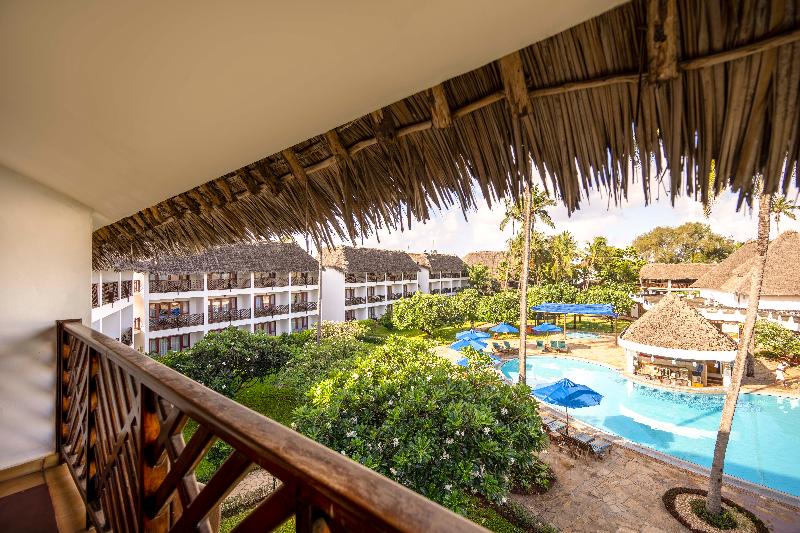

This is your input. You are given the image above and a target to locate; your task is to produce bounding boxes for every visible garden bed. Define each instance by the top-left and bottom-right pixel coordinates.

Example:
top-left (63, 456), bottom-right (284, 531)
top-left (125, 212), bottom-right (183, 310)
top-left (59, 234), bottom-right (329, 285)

top-left (662, 488), bottom-right (768, 533)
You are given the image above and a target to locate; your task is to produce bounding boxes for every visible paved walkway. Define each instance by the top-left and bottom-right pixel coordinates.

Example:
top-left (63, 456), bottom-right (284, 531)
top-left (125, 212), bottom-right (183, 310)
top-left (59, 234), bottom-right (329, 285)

top-left (516, 442), bottom-right (800, 533)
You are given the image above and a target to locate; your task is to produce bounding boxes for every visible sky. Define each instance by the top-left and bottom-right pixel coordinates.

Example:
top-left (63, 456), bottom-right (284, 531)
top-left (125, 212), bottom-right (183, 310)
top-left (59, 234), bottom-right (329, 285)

top-left (327, 177), bottom-right (800, 257)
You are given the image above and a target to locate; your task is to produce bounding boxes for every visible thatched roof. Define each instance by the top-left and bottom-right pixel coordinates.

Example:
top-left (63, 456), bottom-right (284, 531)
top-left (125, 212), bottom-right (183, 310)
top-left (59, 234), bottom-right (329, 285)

top-left (692, 231), bottom-right (800, 297)
top-left (463, 251), bottom-right (508, 277)
top-left (639, 262), bottom-right (712, 281)
top-left (621, 294), bottom-right (737, 351)
top-left (92, 0), bottom-right (800, 268)
top-left (117, 241), bottom-right (318, 275)
top-left (320, 246), bottom-right (419, 274)
top-left (409, 252), bottom-right (467, 273)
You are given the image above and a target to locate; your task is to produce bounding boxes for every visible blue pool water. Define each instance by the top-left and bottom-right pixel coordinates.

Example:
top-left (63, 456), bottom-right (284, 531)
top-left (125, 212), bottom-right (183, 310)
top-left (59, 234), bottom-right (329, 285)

top-left (501, 357), bottom-right (800, 497)
top-left (565, 332), bottom-right (600, 340)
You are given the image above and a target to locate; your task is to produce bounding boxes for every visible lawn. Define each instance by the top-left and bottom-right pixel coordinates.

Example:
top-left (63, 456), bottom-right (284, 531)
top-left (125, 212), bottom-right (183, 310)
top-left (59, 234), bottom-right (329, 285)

top-left (364, 321), bottom-right (492, 345)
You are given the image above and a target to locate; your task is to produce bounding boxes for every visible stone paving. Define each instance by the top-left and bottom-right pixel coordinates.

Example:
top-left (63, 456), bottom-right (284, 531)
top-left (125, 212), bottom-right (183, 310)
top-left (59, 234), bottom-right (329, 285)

top-left (515, 442), bottom-right (800, 533)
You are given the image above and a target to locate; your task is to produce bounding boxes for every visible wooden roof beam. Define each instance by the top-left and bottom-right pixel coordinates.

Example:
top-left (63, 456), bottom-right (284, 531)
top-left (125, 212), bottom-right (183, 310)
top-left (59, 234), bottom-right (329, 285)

top-left (429, 84), bottom-right (452, 128)
top-left (281, 149), bottom-right (308, 183)
top-left (498, 51), bottom-right (533, 117)
top-left (647, 0), bottom-right (678, 82)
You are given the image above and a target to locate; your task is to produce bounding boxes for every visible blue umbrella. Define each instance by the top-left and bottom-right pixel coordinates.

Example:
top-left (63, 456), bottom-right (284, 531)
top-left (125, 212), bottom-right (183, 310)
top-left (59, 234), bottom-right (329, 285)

top-left (532, 378), bottom-right (602, 433)
top-left (490, 322), bottom-right (519, 334)
top-left (456, 329), bottom-right (491, 340)
top-left (532, 322), bottom-right (563, 333)
top-left (450, 338), bottom-right (488, 351)
top-left (456, 357), bottom-right (469, 367)
top-left (489, 354), bottom-right (502, 364)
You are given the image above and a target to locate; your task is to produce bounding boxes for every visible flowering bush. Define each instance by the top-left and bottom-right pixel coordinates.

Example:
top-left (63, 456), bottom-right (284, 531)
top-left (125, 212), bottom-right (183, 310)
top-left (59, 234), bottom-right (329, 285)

top-left (392, 292), bottom-right (463, 334)
top-left (293, 337), bottom-right (547, 513)
top-left (320, 320), bottom-right (369, 342)
top-left (154, 327), bottom-right (291, 398)
top-left (277, 338), bottom-right (372, 393)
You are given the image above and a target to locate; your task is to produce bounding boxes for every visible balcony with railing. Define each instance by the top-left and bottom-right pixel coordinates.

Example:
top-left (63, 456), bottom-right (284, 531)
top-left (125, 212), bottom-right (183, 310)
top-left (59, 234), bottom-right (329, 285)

top-left (345, 296), bottom-right (366, 306)
top-left (404, 290), bottom-right (417, 298)
top-left (366, 272), bottom-right (384, 283)
top-left (388, 292), bottom-right (403, 301)
top-left (208, 307), bottom-right (252, 323)
top-left (120, 279), bottom-right (133, 299)
top-left (149, 312), bottom-right (205, 331)
top-left (91, 283), bottom-right (99, 308)
top-left (292, 301), bottom-right (318, 312)
top-left (254, 303), bottom-right (290, 318)
top-left (101, 281), bottom-right (119, 304)
top-left (387, 272), bottom-right (403, 282)
top-left (345, 273), bottom-right (363, 284)
top-left (149, 278), bottom-right (204, 293)
top-left (292, 272), bottom-right (318, 286)
top-left (429, 272), bottom-right (441, 280)
top-left (120, 327), bottom-right (133, 345)
top-left (403, 272), bottom-right (418, 281)
top-left (254, 273), bottom-right (290, 288)
top-left (368, 294), bottom-right (386, 303)
top-left (55, 321), bottom-right (481, 533)
top-left (208, 276), bottom-right (251, 290)
top-left (431, 288), bottom-right (441, 294)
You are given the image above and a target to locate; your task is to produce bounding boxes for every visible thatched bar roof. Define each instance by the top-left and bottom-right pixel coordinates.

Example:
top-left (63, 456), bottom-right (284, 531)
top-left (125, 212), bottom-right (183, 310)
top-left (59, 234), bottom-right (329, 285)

top-left (320, 246), bottom-right (420, 275)
top-left (117, 241), bottom-right (318, 275)
top-left (409, 252), bottom-right (467, 273)
top-left (639, 262), bottom-right (712, 281)
top-left (463, 251), bottom-right (508, 278)
top-left (92, 1), bottom-right (800, 267)
top-left (621, 295), bottom-right (737, 352)
top-left (693, 231), bottom-right (800, 297)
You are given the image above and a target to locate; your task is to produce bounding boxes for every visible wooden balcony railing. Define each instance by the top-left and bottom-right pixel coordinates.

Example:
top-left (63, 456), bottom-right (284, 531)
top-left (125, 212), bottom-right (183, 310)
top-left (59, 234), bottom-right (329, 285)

top-left (291, 301), bottom-right (317, 312)
top-left (56, 321), bottom-right (483, 533)
top-left (344, 273), bottom-right (363, 284)
top-left (150, 313), bottom-right (205, 332)
top-left (403, 272), bottom-right (418, 281)
top-left (101, 282), bottom-right (119, 305)
top-left (429, 272), bottom-right (441, 280)
top-left (387, 272), bottom-right (403, 282)
top-left (121, 327), bottom-right (133, 346)
top-left (208, 308), bottom-right (252, 324)
top-left (403, 291), bottom-right (416, 298)
top-left (91, 283), bottom-right (99, 308)
top-left (345, 296), bottom-right (366, 306)
top-left (254, 275), bottom-right (290, 288)
top-left (367, 294), bottom-right (386, 303)
top-left (149, 279), bottom-right (204, 293)
top-left (121, 279), bottom-right (134, 299)
top-left (388, 292), bottom-right (403, 301)
top-left (292, 274), bottom-right (318, 286)
top-left (208, 278), bottom-right (251, 290)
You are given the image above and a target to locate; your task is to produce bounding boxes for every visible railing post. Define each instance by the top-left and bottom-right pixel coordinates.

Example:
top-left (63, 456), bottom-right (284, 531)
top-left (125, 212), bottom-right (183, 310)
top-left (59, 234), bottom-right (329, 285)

top-left (140, 385), bottom-right (169, 532)
top-left (55, 319), bottom-right (80, 459)
top-left (86, 347), bottom-right (100, 529)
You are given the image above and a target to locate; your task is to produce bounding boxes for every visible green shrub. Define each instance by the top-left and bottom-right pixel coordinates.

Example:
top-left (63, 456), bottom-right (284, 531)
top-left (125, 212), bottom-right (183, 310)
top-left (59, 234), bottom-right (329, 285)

top-left (277, 339), bottom-right (372, 394)
top-left (392, 292), bottom-right (463, 334)
top-left (478, 291), bottom-right (519, 324)
top-left (320, 320), bottom-right (369, 342)
top-left (755, 320), bottom-right (800, 364)
top-left (377, 308), bottom-right (394, 330)
top-left (690, 498), bottom-right (738, 530)
top-left (294, 337), bottom-right (547, 514)
top-left (153, 327), bottom-right (291, 398)
top-left (453, 288), bottom-right (482, 327)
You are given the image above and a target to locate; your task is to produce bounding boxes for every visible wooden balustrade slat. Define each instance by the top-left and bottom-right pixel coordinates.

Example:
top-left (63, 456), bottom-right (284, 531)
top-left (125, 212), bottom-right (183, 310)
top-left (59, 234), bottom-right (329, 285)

top-left (150, 425), bottom-right (215, 515)
top-left (171, 450), bottom-right (251, 531)
top-left (232, 483), bottom-right (296, 533)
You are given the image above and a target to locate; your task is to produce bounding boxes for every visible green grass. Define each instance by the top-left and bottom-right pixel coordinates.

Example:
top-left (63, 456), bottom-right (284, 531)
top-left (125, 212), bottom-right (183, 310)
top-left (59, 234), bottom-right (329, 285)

top-left (219, 509), bottom-right (294, 533)
top-left (364, 321), bottom-right (491, 345)
top-left (561, 316), bottom-right (632, 334)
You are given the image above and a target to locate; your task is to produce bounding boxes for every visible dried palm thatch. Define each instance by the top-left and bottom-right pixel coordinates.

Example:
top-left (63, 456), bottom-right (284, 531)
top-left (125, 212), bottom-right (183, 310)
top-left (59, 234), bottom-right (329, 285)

top-left (463, 251), bottom-right (508, 278)
top-left (639, 262), bottom-right (713, 281)
top-left (320, 246), bottom-right (420, 274)
top-left (93, 0), bottom-right (800, 268)
top-left (408, 252), bottom-right (467, 273)
top-left (114, 241), bottom-right (317, 274)
top-left (695, 230), bottom-right (800, 296)
top-left (621, 294), bottom-right (737, 351)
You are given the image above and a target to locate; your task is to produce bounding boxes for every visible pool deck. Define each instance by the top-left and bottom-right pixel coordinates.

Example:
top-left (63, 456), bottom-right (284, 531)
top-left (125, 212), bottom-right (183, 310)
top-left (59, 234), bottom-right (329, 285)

top-left (517, 434), bottom-right (800, 533)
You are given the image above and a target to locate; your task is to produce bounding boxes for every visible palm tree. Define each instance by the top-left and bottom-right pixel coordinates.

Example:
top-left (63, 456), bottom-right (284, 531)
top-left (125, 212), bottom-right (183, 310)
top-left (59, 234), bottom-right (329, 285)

top-left (581, 237), bottom-right (609, 289)
top-left (706, 191), bottom-right (772, 515)
top-left (506, 184), bottom-right (555, 386)
top-left (771, 195), bottom-right (797, 233)
top-left (550, 232), bottom-right (578, 283)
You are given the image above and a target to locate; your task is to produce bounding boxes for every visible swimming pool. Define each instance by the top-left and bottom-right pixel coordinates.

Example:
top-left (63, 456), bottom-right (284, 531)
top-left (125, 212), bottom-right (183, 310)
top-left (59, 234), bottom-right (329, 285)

top-left (501, 357), bottom-right (800, 497)
top-left (565, 332), bottom-right (600, 340)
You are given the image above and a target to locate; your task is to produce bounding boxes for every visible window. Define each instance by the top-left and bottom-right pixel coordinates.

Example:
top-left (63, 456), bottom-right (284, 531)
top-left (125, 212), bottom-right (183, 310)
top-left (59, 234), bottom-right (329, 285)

top-left (292, 292), bottom-right (308, 304)
top-left (149, 301), bottom-right (188, 318)
top-left (345, 288), bottom-right (355, 299)
top-left (255, 321), bottom-right (277, 335)
top-left (255, 294), bottom-right (276, 308)
top-left (345, 310), bottom-right (356, 321)
top-left (149, 334), bottom-right (190, 355)
top-left (367, 287), bottom-right (376, 297)
top-left (208, 297), bottom-right (236, 313)
top-left (292, 317), bottom-right (309, 332)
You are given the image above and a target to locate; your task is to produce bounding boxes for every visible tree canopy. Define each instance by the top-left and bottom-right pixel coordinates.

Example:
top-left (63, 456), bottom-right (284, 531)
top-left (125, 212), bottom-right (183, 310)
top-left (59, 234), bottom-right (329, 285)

top-left (631, 222), bottom-right (738, 263)
top-left (391, 292), bottom-right (462, 334)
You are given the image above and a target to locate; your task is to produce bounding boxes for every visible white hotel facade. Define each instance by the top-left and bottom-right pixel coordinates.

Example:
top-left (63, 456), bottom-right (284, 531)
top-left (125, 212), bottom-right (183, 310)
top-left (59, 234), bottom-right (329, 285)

top-left (91, 242), bottom-right (320, 355)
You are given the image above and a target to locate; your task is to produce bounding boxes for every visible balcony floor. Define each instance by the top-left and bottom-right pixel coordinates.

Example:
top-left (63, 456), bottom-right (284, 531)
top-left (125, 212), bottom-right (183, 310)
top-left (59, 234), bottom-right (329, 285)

top-left (0, 464), bottom-right (87, 532)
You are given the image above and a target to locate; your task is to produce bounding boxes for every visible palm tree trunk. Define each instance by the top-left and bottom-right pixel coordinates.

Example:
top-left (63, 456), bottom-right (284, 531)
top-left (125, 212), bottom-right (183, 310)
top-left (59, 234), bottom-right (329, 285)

top-left (706, 191), bottom-right (772, 515)
top-left (518, 181), bottom-right (532, 386)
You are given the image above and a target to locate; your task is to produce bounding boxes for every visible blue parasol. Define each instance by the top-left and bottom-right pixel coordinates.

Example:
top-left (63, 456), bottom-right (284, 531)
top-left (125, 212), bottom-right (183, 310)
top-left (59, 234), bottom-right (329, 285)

top-left (456, 329), bottom-right (491, 340)
top-left (532, 322), bottom-right (563, 333)
top-left (532, 378), bottom-right (602, 433)
top-left (490, 322), bottom-right (519, 334)
top-left (450, 338), bottom-right (488, 351)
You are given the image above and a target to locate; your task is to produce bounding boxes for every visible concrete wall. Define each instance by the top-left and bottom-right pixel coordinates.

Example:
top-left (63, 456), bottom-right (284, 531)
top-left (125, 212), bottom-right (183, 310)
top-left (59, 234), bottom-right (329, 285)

top-left (320, 268), bottom-right (345, 321)
top-left (0, 166), bottom-right (91, 470)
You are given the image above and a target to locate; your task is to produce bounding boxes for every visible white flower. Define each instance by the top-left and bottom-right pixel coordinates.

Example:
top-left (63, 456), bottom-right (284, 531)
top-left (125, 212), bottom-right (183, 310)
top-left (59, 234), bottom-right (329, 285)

top-left (392, 437), bottom-right (399, 446)
top-left (483, 427), bottom-right (490, 435)
top-left (444, 484), bottom-right (452, 491)
top-left (352, 373), bottom-right (359, 379)
top-left (290, 422), bottom-right (297, 429)
top-left (445, 437), bottom-right (454, 445)
top-left (390, 467), bottom-right (397, 475)
top-left (221, 361), bottom-right (226, 366)
top-left (346, 430), bottom-right (357, 438)
top-left (388, 399), bottom-right (394, 406)
top-left (441, 451), bottom-right (449, 459)
top-left (501, 497), bottom-right (507, 504)
top-left (426, 375), bottom-right (432, 381)
top-left (500, 407), bottom-right (508, 415)
top-left (509, 457), bottom-right (515, 464)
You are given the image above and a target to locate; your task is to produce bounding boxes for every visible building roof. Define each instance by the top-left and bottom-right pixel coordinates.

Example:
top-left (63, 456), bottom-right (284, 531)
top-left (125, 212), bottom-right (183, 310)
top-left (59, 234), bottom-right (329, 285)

top-left (620, 295), bottom-right (737, 352)
top-left (87, 0), bottom-right (800, 267)
top-left (320, 246), bottom-right (419, 274)
top-left (463, 251), bottom-right (507, 277)
top-left (692, 231), bottom-right (800, 297)
top-left (117, 241), bottom-right (318, 274)
top-left (408, 252), bottom-right (466, 273)
top-left (639, 263), bottom-right (713, 281)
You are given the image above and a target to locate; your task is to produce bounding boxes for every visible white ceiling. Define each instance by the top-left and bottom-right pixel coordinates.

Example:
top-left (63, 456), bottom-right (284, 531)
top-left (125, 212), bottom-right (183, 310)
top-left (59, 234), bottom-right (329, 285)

top-left (0, 1), bottom-right (624, 223)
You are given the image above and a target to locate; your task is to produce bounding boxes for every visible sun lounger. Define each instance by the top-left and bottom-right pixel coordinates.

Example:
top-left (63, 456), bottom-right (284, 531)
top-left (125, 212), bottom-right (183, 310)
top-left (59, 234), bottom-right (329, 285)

top-left (545, 419), bottom-right (567, 434)
top-left (493, 342), bottom-right (504, 352)
top-left (536, 340), bottom-right (544, 349)
top-left (571, 432), bottom-right (594, 446)
top-left (503, 341), bottom-right (513, 350)
top-left (557, 340), bottom-right (568, 352)
top-left (588, 438), bottom-right (612, 458)
top-left (550, 340), bottom-right (558, 349)
top-left (541, 415), bottom-right (556, 425)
